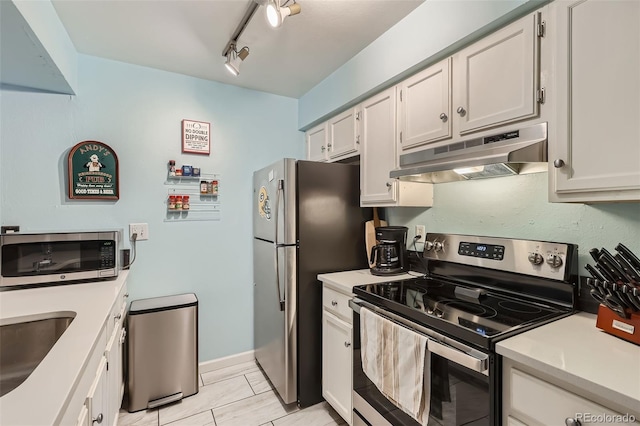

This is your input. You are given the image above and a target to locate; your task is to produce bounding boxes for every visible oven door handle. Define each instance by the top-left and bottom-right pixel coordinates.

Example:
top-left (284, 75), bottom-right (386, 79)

top-left (350, 298), bottom-right (489, 375)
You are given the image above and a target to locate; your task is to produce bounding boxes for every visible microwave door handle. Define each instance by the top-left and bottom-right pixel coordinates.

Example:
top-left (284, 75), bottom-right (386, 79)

top-left (274, 179), bottom-right (285, 311)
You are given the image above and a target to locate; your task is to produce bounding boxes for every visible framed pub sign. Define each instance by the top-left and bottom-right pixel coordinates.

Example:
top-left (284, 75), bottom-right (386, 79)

top-left (67, 140), bottom-right (119, 200)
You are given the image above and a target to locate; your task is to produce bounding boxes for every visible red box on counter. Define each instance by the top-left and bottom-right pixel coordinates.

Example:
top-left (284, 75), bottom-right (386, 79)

top-left (595, 304), bottom-right (640, 345)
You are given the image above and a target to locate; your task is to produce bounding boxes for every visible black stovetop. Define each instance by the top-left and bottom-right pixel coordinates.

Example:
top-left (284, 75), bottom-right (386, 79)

top-left (353, 277), bottom-right (572, 350)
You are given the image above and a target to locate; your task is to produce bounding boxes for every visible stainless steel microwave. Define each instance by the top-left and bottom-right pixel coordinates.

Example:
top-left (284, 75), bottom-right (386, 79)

top-left (0, 231), bottom-right (120, 288)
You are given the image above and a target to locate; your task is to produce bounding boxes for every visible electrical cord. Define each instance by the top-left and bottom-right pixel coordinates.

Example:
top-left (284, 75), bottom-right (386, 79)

top-left (409, 235), bottom-right (429, 278)
top-left (125, 232), bottom-right (137, 269)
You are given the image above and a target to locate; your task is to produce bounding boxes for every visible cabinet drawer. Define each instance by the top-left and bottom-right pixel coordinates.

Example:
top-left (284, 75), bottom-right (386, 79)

top-left (510, 368), bottom-right (637, 425)
top-left (323, 286), bottom-right (353, 323)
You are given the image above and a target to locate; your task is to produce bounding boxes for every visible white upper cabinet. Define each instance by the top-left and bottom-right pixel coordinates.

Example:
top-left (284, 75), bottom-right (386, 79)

top-left (361, 88), bottom-right (433, 207)
top-left (306, 123), bottom-right (329, 162)
top-left (361, 87), bottom-right (398, 205)
top-left (328, 107), bottom-right (360, 160)
top-left (549, 0), bottom-right (640, 202)
top-left (453, 12), bottom-right (540, 135)
top-left (397, 58), bottom-right (452, 151)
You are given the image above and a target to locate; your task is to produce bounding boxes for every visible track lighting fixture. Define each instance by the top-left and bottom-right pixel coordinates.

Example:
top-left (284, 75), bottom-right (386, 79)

top-left (224, 45), bottom-right (250, 76)
top-left (265, 0), bottom-right (301, 28)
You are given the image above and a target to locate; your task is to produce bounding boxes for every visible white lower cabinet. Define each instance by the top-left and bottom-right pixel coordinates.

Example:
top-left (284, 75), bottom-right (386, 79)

top-left (503, 359), bottom-right (639, 426)
top-left (321, 284), bottom-right (353, 425)
top-left (86, 357), bottom-right (108, 426)
top-left (70, 282), bottom-right (128, 426)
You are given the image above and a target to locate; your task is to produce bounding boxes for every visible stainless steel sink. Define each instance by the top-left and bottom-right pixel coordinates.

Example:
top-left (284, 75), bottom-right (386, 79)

top-left (0, 311), bottom-right (76, 397)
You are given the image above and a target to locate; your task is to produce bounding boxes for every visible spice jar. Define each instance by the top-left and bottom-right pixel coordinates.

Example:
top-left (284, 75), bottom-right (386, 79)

top-left (211, 180), bottom-right (219, 195)
top-left (175, 168), bottom-right (183, 176)
top-left (182, 165), bottom-right (192, 176)
top-left (175, 195), bottom-right (183, 210)
top-left (182, 195), bottom-right (190, 210)
top-left (168, 195), bottom-right (177, 210)
top-left (168, 160), bottom-right (176, 176)
top-left (200, 181), bottom-right (208, 194)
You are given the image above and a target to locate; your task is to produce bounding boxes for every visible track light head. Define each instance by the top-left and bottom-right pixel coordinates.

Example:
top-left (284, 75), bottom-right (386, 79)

top-left (266, 0), bottom-right (300, 28)
top-left (224, 46), bottom-right (250, 76)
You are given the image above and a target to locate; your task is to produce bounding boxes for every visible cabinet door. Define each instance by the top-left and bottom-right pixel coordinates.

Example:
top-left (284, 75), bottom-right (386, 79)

top-left (86, 357), bottom-right (107, 426)
top-left (507, 417), bottom-right (528, 426)
top-left (306, 123), bottom-right (329, 162)
top-left (398, 58), bottom-right (451, 151)
top-left (453, 12), bottom-right (539, 134)
top-left (509, 368), bottom-right (639, 425)
top-left (105, 324), bottom-right (125, 426)
top-left (322, 311), bottom-right (352, 425)
top-left (76, 405), bottom-right (89, 426)
top-left (329, 108), bottom-right (360, 160)
top-left (361, 87), bottom-right (397, 205)
top-left (551, 0), bottom-right (640, 201)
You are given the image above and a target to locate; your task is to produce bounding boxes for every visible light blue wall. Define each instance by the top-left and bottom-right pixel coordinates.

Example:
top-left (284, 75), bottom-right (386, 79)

top-left (386, 173), bottom-right (640, 274)
top-left (298, 0), bottom-right (550, 129)
top-left (0, 55), bottom-right (303, 361)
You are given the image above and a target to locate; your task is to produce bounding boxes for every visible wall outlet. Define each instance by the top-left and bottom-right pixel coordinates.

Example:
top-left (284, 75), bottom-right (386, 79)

top-left (129, 223), bottom-right (149, 241)
top-left (415, 225), bottom-right (426, 243)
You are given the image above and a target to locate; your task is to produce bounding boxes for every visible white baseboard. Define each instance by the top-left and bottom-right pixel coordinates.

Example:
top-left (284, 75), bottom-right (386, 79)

top-left (198, 350), bottom-right (256, 374)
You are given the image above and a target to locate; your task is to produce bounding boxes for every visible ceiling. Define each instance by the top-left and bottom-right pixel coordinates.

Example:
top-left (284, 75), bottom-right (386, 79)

top-left (50, 0), bottom-right (424, 98)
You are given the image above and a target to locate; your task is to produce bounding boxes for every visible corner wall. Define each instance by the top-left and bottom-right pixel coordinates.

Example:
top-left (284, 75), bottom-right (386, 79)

top-left (0, 55), bottom-right (303, 361)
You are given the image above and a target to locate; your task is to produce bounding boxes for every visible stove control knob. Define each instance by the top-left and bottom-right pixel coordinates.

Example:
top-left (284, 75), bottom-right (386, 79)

top-left (528, 252), bottom-right (544, 265)
top-left (433, 241), bottom-right (444, 252)
top-left (546, 253), bottom-right (563, 268)
top-left (434, 309), bottom-right (444, 318)
top-left (426, 307), bottom-right (434, 315)
top-left (424, 241), bottom-right (434, 251)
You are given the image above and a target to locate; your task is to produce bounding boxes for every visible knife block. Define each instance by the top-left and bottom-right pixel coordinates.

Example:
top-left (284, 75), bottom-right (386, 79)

top-left (595, 304), bottom-right (640, 345)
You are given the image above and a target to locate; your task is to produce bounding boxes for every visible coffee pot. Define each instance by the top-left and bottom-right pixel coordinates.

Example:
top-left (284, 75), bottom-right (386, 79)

top-left (369, 226), bottom-right (408, 276)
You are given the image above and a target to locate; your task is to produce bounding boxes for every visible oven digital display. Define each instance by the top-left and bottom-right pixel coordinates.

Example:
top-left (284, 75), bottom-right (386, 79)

top-left (458, 242), bottom-right (505, 260)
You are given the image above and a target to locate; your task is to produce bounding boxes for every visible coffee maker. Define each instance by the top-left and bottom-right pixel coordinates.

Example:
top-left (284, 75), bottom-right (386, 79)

top-left (369, 226), bottom-right (408, 276)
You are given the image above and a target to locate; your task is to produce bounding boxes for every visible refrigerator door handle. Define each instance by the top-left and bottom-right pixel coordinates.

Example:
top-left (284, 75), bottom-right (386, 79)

top-left (274, 179), bottom-right (285, 311)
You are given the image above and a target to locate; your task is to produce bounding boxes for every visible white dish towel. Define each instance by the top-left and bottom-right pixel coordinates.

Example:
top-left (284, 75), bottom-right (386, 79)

top-left (360, 307), bottom-right (430, 425)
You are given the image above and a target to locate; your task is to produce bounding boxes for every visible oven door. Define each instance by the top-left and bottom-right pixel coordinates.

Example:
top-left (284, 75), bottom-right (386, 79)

top-left (350, 298), bottom-right (495, 426)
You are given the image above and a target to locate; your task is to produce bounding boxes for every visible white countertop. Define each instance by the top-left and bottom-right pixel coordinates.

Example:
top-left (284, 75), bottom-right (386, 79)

top-left (496, 312), bottom-right (640, 414)
top-left (318, 269), bottom-right (415, 293)
top-left (0, 271), bottom-right (128, 426)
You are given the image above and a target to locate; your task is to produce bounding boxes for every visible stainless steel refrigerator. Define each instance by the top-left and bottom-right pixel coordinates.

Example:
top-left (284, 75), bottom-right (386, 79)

top-left (253, 159), bottom-right (371, 407)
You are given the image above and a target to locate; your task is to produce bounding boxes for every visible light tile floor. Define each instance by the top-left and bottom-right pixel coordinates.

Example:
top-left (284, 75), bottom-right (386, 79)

top-left (118, 361), bottom-right (346, 426)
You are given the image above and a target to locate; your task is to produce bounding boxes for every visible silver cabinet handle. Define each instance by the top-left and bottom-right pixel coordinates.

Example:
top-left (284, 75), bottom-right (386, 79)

top-left (386, 182), bottom-right (393, 188)
top-left (331, 300), bottom-right (338, 306)
top-left (93, 413), bottom-right (103, 424)
top-left (565, 418), bottom-right (581, 426)
top-left (456, 106), bottom-right (466, 117)
top-left (124, 292), bottom-right (129, 298)
top-left (320, 146), bottom-right (326, 152)
top-left (440, 113), bottom-right (448, 122)
top-left (114, 313), bottom-right (122, 321)
top-left (344, 341), bottom-right (351, 347)
top-left (554, 159), bottom-right (565, 168)
top-left (327, 143), bottom-right (332, 148)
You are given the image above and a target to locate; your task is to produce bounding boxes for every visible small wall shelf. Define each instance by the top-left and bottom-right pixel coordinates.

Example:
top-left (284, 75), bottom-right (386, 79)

top-left (164, 172), bottom-right (221, 222)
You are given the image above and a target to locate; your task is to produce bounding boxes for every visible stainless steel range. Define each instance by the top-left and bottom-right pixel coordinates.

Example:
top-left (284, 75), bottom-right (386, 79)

top-left (350, 233), bottom-right (578, 426)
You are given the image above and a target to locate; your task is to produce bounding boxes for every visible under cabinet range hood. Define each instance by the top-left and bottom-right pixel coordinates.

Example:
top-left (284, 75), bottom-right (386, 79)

top-left (390, 122), bottom-right (548, 183)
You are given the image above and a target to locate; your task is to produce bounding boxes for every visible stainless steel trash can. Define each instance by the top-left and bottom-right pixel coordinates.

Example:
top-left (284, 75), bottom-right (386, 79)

top-left (126, 293), bottom-right (198, 412)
